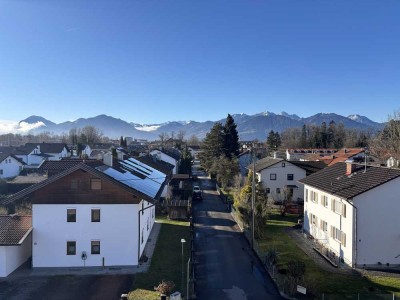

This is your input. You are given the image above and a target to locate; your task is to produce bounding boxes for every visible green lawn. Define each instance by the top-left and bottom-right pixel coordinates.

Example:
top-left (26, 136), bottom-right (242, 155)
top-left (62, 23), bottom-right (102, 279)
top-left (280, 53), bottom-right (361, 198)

top-left (257, 211), bottom-right (400, 298)
top-left (129, 215), bottom-right (191, 300)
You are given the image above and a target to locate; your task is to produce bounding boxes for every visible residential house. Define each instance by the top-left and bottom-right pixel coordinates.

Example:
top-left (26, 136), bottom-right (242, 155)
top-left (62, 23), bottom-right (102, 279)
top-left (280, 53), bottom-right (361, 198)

top-left (250, 157), bottom-right (326, 203)
top-left (3, 158), bottom-right (166, 269)
top-left (14, 144), bottom-right (45, 167)
top-left (286, 148), bottom-right (338, 161)
top-left (0, 215), bottom-right (32, 277)
top-left (31, 143), bottom-right (70, 161)
top-left (150, 148), bottom-right (181, 174)
top-left (300, 162), bottom-right (400, 268)
top-left (0, 153), bottom-right (25, 179)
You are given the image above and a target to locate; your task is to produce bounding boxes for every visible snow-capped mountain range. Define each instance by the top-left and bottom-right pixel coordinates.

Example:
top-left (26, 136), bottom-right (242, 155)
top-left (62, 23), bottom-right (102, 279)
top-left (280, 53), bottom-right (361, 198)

top-left (0, 112), bottom-right (384, 141)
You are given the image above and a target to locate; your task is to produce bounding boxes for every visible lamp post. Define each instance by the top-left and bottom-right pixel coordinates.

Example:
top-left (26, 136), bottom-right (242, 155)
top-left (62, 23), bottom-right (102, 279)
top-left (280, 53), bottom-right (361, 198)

top-left (181, 238), bottom-right (186, 297)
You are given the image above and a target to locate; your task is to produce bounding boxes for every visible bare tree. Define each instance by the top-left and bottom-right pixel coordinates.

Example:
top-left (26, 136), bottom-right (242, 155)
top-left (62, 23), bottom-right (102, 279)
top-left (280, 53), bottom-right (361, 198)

top-left (177, 130), bottom-right (186, 142)
top-left (370, 111), bottom-right (400, 166)
top-left (158, 132), bottom-right (169, 146)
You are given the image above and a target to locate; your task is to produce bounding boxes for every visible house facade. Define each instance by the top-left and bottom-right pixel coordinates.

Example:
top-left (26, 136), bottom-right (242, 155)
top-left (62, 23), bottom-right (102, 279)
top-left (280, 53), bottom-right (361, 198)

top-left (251, 157), bottom-right (326, 203)
top-left (0, 154), bottom-right (25, 179)
top-left (301, 162), bottom-right (400, 267)
top-left (3, 159), bottom-right (165, 270)
top-left (0, 215), bottom-right (32, 277)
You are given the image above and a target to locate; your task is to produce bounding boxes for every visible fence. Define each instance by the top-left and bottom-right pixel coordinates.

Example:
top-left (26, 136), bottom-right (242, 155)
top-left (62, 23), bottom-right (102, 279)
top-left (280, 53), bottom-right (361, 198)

top-left (322, 294), bottom-right (396, 300)
top-left (188, 212), bottom-right (196, 299)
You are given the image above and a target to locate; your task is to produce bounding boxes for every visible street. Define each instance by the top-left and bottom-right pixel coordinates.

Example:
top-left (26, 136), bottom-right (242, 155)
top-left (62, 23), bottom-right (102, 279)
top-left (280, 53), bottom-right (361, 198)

top-left (192, 165), bottom-right (283, 300)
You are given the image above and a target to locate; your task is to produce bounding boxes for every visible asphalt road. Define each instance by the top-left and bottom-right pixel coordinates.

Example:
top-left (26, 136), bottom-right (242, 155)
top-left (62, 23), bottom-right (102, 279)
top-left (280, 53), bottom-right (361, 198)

top-left (193, 170), bottom-right (283, 300)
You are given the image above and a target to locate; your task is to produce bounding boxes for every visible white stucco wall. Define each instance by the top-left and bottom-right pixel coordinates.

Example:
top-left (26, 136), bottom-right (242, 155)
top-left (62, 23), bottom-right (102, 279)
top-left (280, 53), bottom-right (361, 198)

top-left (0, 233), bottom-right (32, 277)
top-left (32, 204), bottom-right (141, 267)
top-left (0, 156), bottom-right (23, 179)
top-left (138, 200), bottom-right (156, 259)
top-left (258, 162), bottom-right (306, 202)
top-left (354, 177), bottom-right (400, 267)
top-left (47, 148), bottom-right (70, 161)
top-left (303, 185), bottom-right (354, 265)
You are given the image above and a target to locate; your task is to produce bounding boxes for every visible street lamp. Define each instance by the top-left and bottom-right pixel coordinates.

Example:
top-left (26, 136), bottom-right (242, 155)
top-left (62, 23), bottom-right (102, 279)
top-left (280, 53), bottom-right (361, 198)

top-left (181, 238), bottom-right (186, 297)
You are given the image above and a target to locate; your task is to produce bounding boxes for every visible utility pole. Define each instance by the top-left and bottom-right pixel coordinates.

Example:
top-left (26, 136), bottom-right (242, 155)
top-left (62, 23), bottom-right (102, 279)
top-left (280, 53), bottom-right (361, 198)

top-left (251, 143), bottom-right (256, 250)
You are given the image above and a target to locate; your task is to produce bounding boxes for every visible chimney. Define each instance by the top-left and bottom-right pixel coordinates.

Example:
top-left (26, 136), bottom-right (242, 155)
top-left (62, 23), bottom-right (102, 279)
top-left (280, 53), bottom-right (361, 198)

top-left (345, 160), bottom-right (356, 175)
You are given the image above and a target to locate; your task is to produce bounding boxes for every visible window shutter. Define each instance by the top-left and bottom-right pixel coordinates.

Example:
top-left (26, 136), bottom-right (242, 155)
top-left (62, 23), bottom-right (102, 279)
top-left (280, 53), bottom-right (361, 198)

top-left (316, 193), bottom-right (318, 204)
top-left (342, 204), bottom-right (347, 218)
top-left (330, 226), bottom-right (334, 238)
top-left (341, 232), bottom-right (346, 247)
top-left (331, 199), bottom-right (335, 211)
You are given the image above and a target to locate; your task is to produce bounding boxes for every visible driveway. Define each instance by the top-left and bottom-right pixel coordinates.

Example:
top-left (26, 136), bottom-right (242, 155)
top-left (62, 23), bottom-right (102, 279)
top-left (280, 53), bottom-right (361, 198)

top-left (193, 168), bottom-right (283, 300)
top-left (0, 268), bottom-right (132, 300)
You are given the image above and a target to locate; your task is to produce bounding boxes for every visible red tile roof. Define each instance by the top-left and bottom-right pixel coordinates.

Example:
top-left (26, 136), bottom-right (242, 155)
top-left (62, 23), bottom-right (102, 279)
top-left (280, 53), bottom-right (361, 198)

top-left (0, 215), bottom-right (32, 245)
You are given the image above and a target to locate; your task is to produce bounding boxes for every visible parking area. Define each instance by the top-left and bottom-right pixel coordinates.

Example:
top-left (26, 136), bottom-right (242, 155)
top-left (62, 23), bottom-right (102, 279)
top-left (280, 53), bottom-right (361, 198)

top-left (0, 267), bottom-right (133, 300)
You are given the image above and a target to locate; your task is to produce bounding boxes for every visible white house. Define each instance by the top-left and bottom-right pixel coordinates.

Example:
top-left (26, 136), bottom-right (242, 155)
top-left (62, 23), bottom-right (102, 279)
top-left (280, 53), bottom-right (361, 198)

top-left (14, 144), bottom-right (45, 166)
top-left (27, 143), bottom-right (70, 161)
top-left (0, 154), bottom-right (25, 179)
top-left (150, 149), bottom-right (181, 174)
top-left (250, 157), bottom-right (326, 203)
top-left (300, 162), bottom-right (400, 268)
top-left (0, 215), bottom-right (32, 277)
top-left (3, 158), bottom-right (166, 269)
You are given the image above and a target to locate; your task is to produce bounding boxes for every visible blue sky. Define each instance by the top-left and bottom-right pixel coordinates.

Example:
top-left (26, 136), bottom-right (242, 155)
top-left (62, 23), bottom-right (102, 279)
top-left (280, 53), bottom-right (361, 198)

top-left (0, 0), bottom-right (399, 124)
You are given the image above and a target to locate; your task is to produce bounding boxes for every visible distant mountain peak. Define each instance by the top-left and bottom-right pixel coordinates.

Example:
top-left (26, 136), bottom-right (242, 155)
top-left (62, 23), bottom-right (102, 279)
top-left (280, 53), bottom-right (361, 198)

top-left (19, 115), bottom-right (55, 126)
top-left (280, 111), bottom-right (301, 121)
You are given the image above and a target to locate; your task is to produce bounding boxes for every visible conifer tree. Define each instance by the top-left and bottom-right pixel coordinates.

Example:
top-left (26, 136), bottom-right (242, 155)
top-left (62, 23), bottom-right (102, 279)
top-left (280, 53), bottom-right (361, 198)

top-left (223, 114), bottom-right (240, 159)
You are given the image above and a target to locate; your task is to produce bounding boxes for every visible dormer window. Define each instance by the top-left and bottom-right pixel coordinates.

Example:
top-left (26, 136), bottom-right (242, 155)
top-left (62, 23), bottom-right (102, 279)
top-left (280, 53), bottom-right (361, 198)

top-left (282, 162), bottom-right (285, 167)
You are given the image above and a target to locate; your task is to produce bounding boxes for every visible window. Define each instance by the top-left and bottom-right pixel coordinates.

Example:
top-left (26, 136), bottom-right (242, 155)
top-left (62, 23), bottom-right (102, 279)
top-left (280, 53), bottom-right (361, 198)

top-left (287, 174), bottom-right (294, 181)
top-left (310, 213), bottom-right (318, 226)
top-left (67, 209), bottom-right (76, 222)
top-left (282, 162), bottom-right (285, 167)
top-left (91, 209), bottom-right (100, 222)
top-left (71, 179), bottom-right (78, 189)
top-left (330, 226), bottom-right (346, 247)
top-left (0, 169), bottom-right (3, 175)
top-left (266, 188), bottom-right (270, 194)
top-left (320, 220), bottom-right (328, 232)
top-left (9, 159), bottom-right (11, 163)
top-left (142, 202), bottom-right (144, 215)
top-left (90, 179), bottom-right (101, 190)
top-left (321, 195), bottom-right (328, 207)
top-left (276, 188), bottom-right (281, 194)
top-left (305, 188), bottom-right (308, 202)
top-left (91, 241), bottom-right (100, 254)
top-left (152, 207), bottom-right (155, 219)
top-left (67, 241), bottom-right (76, 255)
top-left (331, 199), bottom-right (346, 217)
top-left (141, 229), bottom-right (144, 244)
top-left (310, 191), bottom-right (318, 203)
top-left (147, 217), bottom-right (149, 231)
top-left (270, 173), bottom-right (277, 180)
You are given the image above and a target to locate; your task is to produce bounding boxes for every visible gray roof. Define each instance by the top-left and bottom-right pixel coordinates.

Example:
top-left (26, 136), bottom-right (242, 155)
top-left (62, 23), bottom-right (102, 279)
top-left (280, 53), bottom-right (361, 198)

top-left (1, 163), bottom-right (161, 206)
top-left (25, 143), bottom-right (68, 153)
top-left (0, 215), bottom-right (32, 245)
top-left (299, 163), bottom-right (400, 199)
top-left (250, 157), bottom-right (283, 172)
top-left (0, 153), bottom-right (26, 165)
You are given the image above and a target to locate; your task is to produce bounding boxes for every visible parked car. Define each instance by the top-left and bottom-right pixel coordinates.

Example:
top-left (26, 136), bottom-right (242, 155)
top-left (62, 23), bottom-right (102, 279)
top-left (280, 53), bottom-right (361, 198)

top-left (192, 185), bottom-right (202, 201)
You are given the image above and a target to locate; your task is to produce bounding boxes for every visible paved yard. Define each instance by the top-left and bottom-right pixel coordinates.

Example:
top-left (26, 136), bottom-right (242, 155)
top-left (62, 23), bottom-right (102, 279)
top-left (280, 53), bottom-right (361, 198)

top-left (0, 272), bottom-right (133, 300)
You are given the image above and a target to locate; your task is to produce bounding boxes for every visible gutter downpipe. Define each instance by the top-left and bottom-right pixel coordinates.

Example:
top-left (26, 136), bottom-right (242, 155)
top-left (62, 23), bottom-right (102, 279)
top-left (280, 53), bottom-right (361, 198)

top-left (137, 201), bottom-right (156, 264)
top-left (345, 198), bottom-right (357, 268)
